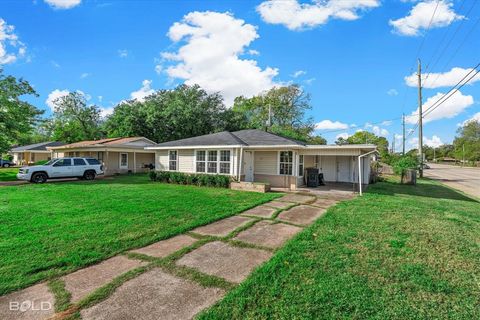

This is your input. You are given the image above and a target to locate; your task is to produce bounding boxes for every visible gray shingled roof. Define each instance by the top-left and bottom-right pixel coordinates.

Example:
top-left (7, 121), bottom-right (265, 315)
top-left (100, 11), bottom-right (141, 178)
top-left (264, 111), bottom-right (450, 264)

top-left (10, 141), bottom-right (65, 152)
top-left (153, 129), bottom-right (305, 147)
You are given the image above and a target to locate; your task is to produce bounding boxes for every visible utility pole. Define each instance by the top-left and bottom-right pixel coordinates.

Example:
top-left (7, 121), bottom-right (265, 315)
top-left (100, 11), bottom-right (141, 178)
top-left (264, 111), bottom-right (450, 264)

top-left (462, 143), bottom-right (465, 167)
top-left (402, 113), bottom-right (406, 155)
top-left (418, 59), bottom-right (424, 177)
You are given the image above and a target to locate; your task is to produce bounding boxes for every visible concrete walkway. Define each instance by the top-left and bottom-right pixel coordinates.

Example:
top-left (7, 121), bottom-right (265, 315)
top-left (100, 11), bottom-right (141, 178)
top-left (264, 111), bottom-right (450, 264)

top-left (0, 191), bottom-right (354, 320)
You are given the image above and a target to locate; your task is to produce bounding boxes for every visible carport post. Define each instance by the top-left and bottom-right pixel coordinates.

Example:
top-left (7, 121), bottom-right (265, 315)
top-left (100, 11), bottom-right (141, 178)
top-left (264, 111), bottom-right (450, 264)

top-left (133, 151), bottom-right (136, 174)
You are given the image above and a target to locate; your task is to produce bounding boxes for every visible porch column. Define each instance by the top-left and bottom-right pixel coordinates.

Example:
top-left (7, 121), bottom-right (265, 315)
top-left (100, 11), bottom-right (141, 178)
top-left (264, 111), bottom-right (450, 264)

top-left (105, 151), bottom-right (109, 175)
top-left (133, 151), bottom-right (137, 174)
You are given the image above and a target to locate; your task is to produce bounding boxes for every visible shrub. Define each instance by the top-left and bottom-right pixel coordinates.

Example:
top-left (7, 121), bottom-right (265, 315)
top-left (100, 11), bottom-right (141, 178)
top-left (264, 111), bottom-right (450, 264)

top-left (392, 155), bottom-right (418, 176)
top-left (151, 171), bottom-right (231, 188)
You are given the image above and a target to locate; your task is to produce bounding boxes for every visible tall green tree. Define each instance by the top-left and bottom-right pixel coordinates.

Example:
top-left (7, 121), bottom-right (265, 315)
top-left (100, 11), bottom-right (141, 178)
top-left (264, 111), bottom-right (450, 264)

top-left (453, 120), bottom-right (480, 162)
top-left (105, 84), bottom-right (229, 143)
top-left (0, 70), bottom-right (43, 154)
top-left (336, 130), bottom-right (389, 156)
top-left (232, 85), bottom-right (324, 143)
top-left (48, 91), bottom-right (103, 143)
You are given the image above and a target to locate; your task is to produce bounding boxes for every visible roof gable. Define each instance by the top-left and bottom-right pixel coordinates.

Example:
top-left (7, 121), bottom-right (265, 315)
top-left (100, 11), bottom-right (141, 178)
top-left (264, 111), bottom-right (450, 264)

top-left (153, 131), bottom-right (246, 148)
top-left (11, 141), bottom-right (65, 152)
top-left (232, 129), bottom-right (305, 146)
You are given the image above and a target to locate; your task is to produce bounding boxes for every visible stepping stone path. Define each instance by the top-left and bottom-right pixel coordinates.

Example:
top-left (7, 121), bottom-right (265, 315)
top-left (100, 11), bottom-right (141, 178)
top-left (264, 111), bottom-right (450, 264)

top-left (241, 205), bottom-right (277, 218)
top-left (192, 216), bottom-right (253, 237)
top-left (1, 191), bottom-right (353, 320)
top-left (176, 241), bottom-right (272, 283)
top-left (264, 200), bottom-right (295, 209)
top-left (234, 220), bottom-right (302, 248)
top-left (277, 205), bottom-right (327, 225)
top-left (81, 269), bottom-right (224, 320)
top-left (277, 194), bottom-right (316, 204)
top-left (130, 234), bottom-right (197, 258)
top-left (0, 283), bottom-right (55, 320)
top-left (63, 256), bottom-right (147, 303)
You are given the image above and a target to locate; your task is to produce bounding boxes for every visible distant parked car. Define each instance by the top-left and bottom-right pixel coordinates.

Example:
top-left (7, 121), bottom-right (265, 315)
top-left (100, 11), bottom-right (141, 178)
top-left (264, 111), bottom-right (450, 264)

top-left (423, 164), bottom-right (431, 169)
top-left (0, 159), bottom-right (14, 168)
top-left (17, 157), bottom-right (104, 183)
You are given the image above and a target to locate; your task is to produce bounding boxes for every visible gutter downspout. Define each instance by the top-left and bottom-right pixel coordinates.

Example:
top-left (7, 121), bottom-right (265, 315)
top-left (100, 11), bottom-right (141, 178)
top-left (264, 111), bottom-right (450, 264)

top-left (358, 150), bottom-right (378, 196)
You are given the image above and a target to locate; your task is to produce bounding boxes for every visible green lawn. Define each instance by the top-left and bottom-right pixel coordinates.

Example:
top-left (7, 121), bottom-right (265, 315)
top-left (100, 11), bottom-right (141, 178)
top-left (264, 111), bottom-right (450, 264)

top-left (0, 167), bottom-right (18, 181)
top-left (200, 179), bottom-right (480, 319)
top-left (0, 175), bottom-right (280, 295)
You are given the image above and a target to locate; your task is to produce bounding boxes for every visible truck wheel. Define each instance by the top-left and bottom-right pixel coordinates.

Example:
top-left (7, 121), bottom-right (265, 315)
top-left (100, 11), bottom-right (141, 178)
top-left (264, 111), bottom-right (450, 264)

top-left (84, 170), bottom-right (96, 180)
top-left (31, 172), bottom-right (47, 183)
top-left (3, 163), bottom-right (10, 168)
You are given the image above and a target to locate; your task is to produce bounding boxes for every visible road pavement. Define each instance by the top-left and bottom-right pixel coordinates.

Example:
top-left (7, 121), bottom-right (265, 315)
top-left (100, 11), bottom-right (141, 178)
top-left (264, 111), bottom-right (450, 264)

top-left (424, 163), bottom-right (480, 199)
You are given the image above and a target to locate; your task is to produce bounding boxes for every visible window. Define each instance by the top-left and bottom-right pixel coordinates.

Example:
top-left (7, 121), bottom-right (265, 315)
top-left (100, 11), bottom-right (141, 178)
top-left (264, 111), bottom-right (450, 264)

top-left (73, 158), bottom-right (86, 166)
top-left (169, 150), bottom-right (177, 171)
top-left (219, 150), bottom-right (231, 174)
top-left (86, 158), bottom-right (101, 165)
top-left (120, 153), bottom-right (128, 168)
top-left (53, 158), bottom-right (72, 167)
top-left (279, 151), bottom-right (293, 175)
top-left (207, 150), bottom-right (217, 173)
top-left (298, 155), bottom-right (304, 176)
top-left (196, 150), bottom-right (206, 173)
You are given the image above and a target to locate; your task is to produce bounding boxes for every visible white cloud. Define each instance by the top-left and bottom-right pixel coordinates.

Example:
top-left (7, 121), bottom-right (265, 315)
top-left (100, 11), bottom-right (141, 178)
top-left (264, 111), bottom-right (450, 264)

top-left (98, 95), bottom-right (103, 102)
top-left (315, 120), bottom-right (349, 130)
top-left (45, 89), bottom-right (70, 111)
top-left (248, 49), bottom-right (260, 55)
top-left (80, 72), bottom-right (90, 79)
top-left (44, 0), bottom-right (81, 9)
top-left (99, 107), bottom-right (114, 118)
top-left (372, 125), bottom-right (389, 137)
top-left (304, 78), bottom-right (316, 85)
top-left (50, 60), bottom-right (60, 68)
top-left (404, 67), bottom-right (480, 88)
top-left (130, 79), bottom-right (154, 102)
top-left (409, 135), bottom-right (444, 149)
top-left (387, 88), bottom-right (398, 96)
top-left (336, 132), bottom-right (350, 140)
top-left (381, 120), bottom-right (393, 126)
top-left (161, 11), bottom-right (278, 106)
top-left (292, 70), bottom-right (306, 78)
top-left (0, 18), bottom-right (26, 65)
top-left (390, 0), bottom-right (463, 36)
top-left (257, 0), bottom-right (380, 31)
top-left (461, 112), bottom-right (480, 126)
top-left (405, 90), bottom-right (474, 124)
top-left (154, 64), bottom-right (163, 74)
top-left (118, 49), bottom-right (128, 58)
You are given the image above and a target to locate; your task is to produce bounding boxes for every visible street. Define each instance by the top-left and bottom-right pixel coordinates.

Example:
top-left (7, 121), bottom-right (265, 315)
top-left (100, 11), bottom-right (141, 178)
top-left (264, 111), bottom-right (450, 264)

top-left (424, 163), bottom-right (480, 199)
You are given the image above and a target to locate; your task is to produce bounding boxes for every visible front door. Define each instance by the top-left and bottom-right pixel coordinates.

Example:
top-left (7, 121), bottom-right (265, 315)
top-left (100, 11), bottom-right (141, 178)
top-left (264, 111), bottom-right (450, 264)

top-left (336, 156), bottom-right (351, 182)
top-left (244, 151), bottom-right (254, 182)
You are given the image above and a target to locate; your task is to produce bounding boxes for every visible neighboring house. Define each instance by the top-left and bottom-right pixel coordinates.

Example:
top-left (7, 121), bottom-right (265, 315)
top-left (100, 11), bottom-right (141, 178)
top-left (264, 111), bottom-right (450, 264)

top-left (48, 137), bottom-right (156, 176)
top-left (10, 142), bottom-right (65, 165)
top-left (146, 129), bottom-right (377, 190)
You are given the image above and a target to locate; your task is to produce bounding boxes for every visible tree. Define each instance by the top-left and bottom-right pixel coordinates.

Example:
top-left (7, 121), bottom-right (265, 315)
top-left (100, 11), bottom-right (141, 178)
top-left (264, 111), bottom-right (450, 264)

top-left (335, 130), bottom-right (389, 156)
top-left (49, 92), bottom-right (103, 143)
top-left (232, 85), bottom-right (324, 143)
top-left (105, 84), bottom-right (230, 143)
top-left (0, 70), bottom-right (43, 154)
top-left (453, 120), bottom-right (480, 162)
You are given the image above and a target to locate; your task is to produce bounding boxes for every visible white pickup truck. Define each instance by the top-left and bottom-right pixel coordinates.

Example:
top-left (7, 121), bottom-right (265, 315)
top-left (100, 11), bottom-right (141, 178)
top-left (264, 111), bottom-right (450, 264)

top-left (17, 157), bottom-right (104, 183)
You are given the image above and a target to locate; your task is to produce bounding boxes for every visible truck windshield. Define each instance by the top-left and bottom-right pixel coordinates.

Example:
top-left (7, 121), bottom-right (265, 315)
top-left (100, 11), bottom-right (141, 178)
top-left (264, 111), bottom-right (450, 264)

top-left (44, 159), bottom-right (57, 165)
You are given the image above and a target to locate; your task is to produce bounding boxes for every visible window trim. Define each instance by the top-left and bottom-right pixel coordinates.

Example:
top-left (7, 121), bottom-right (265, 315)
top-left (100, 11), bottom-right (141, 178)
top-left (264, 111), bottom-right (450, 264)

top-left (298, 154), bottom-right (304, 177)
top-left (194, 149), bottom-right (232, 175)
top-left (119, 153), bottom-right (128, 169)
top-left (168, 150), bottom-right (178, 171)
top-left (278, 151), bottom-right (293, 176)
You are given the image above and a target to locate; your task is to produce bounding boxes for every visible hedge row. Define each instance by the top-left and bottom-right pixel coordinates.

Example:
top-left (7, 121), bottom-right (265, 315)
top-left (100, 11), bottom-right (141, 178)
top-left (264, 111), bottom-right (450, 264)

top-left (149, 171), bottom-right (231, 188)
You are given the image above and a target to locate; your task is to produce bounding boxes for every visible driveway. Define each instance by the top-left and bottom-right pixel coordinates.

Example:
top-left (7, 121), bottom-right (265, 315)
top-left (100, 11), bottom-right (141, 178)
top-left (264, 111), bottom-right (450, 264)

top-left (424, 163), bottom-right (480, 199)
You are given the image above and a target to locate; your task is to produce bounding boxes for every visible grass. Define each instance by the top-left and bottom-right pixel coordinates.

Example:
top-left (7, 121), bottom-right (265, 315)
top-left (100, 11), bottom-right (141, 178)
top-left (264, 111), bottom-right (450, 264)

top-left (0, 174), bottom-right (280, 295)
top-left (0, 167), bottom-right (18, 181)
top-left (199, 178), bottom-right (480, 319)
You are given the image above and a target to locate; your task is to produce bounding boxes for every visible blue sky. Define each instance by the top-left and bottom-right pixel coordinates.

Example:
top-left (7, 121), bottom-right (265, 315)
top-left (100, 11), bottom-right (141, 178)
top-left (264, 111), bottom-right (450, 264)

top-left (2, 0), bottom-right (479, 148)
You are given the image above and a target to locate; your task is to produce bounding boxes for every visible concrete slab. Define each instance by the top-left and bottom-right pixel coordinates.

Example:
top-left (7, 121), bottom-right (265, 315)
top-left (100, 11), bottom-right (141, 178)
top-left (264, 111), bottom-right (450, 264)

top-left (240, 205), bottom-right (276, 218)
top-left (277, 194), bottom-right (316, 204)
top-left (130, 234), bottom-right (197, 258)
top-left (81, 268), bottom-right (224, 320)
top-left (192, 216), bottom-right (253, 237)
top-left (263, 200), bottom-right (295, 210)
top-left (0, 283), bottom-right (55, 320)
top-left (63, 256), bottom-right (147, 303)
top-left (277, 205), bottom-right (327, 225)
top-left (176, 241), bottom-right (272, 283)
top-left (234, 221), bottom-right (302, 248)
top-left (310, 198), bottom-right (338, 208)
